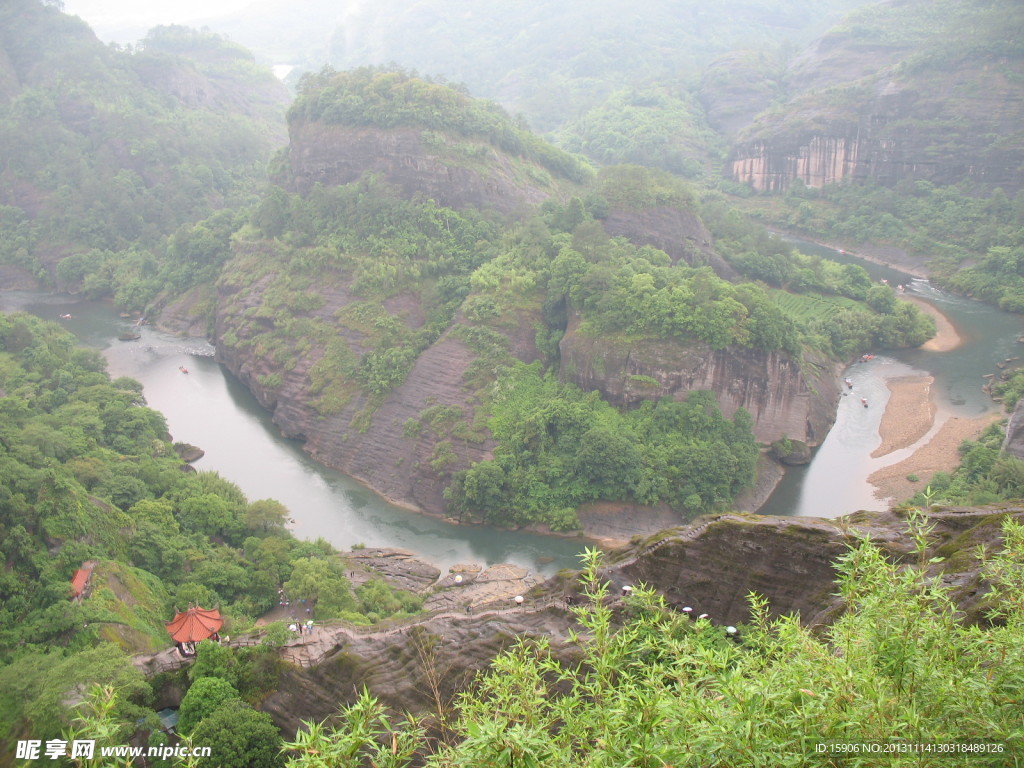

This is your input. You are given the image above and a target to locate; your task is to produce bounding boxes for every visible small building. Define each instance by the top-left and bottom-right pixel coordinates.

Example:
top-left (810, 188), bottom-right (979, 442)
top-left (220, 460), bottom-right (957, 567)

top-left (166, 606), bottom-right (223, 656)
top-left (69, 561), bottom-right (98, 601)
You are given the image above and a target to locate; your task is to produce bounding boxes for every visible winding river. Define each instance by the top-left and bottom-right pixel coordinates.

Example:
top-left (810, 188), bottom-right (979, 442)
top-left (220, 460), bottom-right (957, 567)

top-left (2, 244), bottom-right (1021, 568)
top-left (0, 292), bottom-right (589, 577)
top-left (760, 242), bottom-right (1022, 518)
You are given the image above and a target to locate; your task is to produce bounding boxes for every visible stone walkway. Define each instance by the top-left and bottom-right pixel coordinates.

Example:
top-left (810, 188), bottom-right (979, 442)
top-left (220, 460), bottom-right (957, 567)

top-left (278, 594), bottom-right (567, 668)
top-left (131, 593), bottom-right (571, 674)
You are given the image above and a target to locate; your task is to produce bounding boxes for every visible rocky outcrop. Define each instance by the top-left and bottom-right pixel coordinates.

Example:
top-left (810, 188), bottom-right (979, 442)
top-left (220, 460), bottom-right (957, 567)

top-left (601, 205), bottom-right (738, 280)
top-left (217, 319), bottom-right (489, 516)
top-left (423, 563), bottom-right (539, 613)
top-left (283, 122), bottom-right (561, 215)
top-left (214, 252), bottom-right (546, 515)
top-left (173, 443), bottom-right (205, 463)
top-left (346, 548), bottom-right (443, 594)
top-left (731, 129), bottom-right (863, 193)
top-left (239, 505), bottom-right (1021, 735)
top-left (154, 284), bottom-right (215, 337)
top-left (576, 501), bottom-right (688, 546)
top-left (770, 437), bottom-right (812, 465)
top-left (1002, 398), bottom-right (1024, 459)
top-left (728, 24), bottom-right (1024, 193)
top-left (559, 314), bottom-right (839, 445)
top-left (260, 606), bottom-right (574, 737)
top-left (608, 506), bottom-right (1020, 627)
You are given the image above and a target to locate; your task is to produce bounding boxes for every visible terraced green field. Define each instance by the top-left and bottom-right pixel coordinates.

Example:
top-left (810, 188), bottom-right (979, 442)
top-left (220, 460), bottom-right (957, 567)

top-left (769, 289), bottom-right (864, 321)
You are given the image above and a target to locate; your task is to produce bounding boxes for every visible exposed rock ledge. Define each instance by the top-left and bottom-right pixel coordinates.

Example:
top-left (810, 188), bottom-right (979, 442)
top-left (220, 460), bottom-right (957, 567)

top-left (342, 547), bottom-right (539, 612)
top-left (132, 506), bottom-right (1020, 735)
top-left (559, 313), bottom-right (840, 446)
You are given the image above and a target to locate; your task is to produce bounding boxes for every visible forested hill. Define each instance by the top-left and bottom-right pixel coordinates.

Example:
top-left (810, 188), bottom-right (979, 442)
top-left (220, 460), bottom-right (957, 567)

top-left (4, 3), bottom-right (1024, 765)
top-left (0, 0), bottom-right (289, 295)
top-left (276, 66), bottom-right (590, 211)
top-left (210, 67), bottom-right (935, 533)
top-left (0, 312), bottom-right (426, 763)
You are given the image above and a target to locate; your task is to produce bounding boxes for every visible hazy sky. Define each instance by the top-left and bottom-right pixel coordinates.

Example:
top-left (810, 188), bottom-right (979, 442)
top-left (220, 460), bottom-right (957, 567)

top-left (61, 0), bottom-right (255, 42)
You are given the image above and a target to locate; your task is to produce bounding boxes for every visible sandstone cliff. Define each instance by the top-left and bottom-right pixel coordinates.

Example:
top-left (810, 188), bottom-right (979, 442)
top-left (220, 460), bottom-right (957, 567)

top-left (728, 5), bottom-right (1024, 193)
top-left (607, 506), bottom-right (1018, 627)
top-left (1002, 397), bottom-right (1024, 459)
top-left (559, 313), bottom-right (839, 446)
top-left (241, 505), bottom-right (1021, 735)
top-left (214, 245), bottom-right (547, 516)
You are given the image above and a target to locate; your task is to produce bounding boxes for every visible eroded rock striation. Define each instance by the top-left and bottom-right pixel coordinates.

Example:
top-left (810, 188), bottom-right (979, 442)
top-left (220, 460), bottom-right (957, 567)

top-left (559, 313), bottom-right (839, 445)
top-left (727, 11), bottom-right (1024, 193)
top-left (234, 506), bottom-right (1021, 736)
top-left (1002, 398), bottom-right (1024, 459)
top-left (215, 287), bottom-right (501, 515)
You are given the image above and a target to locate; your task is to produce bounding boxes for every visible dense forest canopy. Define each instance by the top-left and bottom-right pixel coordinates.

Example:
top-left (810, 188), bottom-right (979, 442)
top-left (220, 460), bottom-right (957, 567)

top-left (0, 0), bottom-right (287, 296)
top-left (0, 313), bottom-right (423, 752)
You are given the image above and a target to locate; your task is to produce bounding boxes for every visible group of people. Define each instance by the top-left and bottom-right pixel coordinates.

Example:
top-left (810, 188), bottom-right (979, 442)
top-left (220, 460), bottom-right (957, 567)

top-left (844, 376), bottom-right (869, 407)
top-left (288, 619), bottom-right (315, 635)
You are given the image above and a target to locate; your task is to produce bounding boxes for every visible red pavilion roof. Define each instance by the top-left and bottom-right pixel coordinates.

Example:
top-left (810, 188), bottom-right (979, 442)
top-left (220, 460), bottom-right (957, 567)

top-left (69, 561), bottom-right (97, 599)
top-left (165, 607), bottom-right (223, 643)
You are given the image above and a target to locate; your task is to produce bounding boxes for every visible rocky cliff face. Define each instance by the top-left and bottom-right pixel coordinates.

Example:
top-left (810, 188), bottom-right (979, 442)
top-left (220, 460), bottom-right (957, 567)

top-left (731, 72), bottom-right (1024, 194)
top-left (728, 8), bottom-right (1024, 193)
top-left (559, 314), bottom-right (839, 445)
top-left (610, 506), bottom-right (1017, 627)
top-left (220, 303), bottom-right (444, 516)
top-left (731, 128), bottom-right (861, 193)
top-left (259, 607), bottom-right (575, 737)
top-left (1002, 398), bottom-right (1024, 459)
top-left (214, 255), bottom-right (545, 515)
top-left (283, 122), bottom-right (560, 215)
top-left (247, 506), bottom-right (1019, 734)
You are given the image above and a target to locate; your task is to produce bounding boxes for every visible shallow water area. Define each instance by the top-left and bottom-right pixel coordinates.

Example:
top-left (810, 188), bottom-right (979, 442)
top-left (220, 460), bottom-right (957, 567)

top-left (790, 355), bottom-right (915, 517)
top-left (761, 244), bottom-right (1023, 519)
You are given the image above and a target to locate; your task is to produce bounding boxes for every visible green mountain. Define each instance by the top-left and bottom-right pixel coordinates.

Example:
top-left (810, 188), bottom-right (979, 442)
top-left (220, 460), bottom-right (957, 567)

top-left (4, 2), bottom-right (1024, 765)
top-left (210, 69), bottom-right (933, 533)
top-left (0, 0), bottom-right (289, 292)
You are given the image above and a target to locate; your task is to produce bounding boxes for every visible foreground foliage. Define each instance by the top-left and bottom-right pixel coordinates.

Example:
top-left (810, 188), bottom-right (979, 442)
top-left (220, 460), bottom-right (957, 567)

top-left (283, 520), bottom-right (1024, 767)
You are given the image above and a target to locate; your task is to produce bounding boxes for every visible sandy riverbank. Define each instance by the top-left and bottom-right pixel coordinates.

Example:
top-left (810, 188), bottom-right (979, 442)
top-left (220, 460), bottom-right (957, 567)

top-left (869, 411), bottom-right (1001, 505)
top-left (866, 296), bottom-right (1000, 504)
top-left (905, 294), bottom-right (961, 352)
top-left (871, 375), bottom-right (937, 458)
